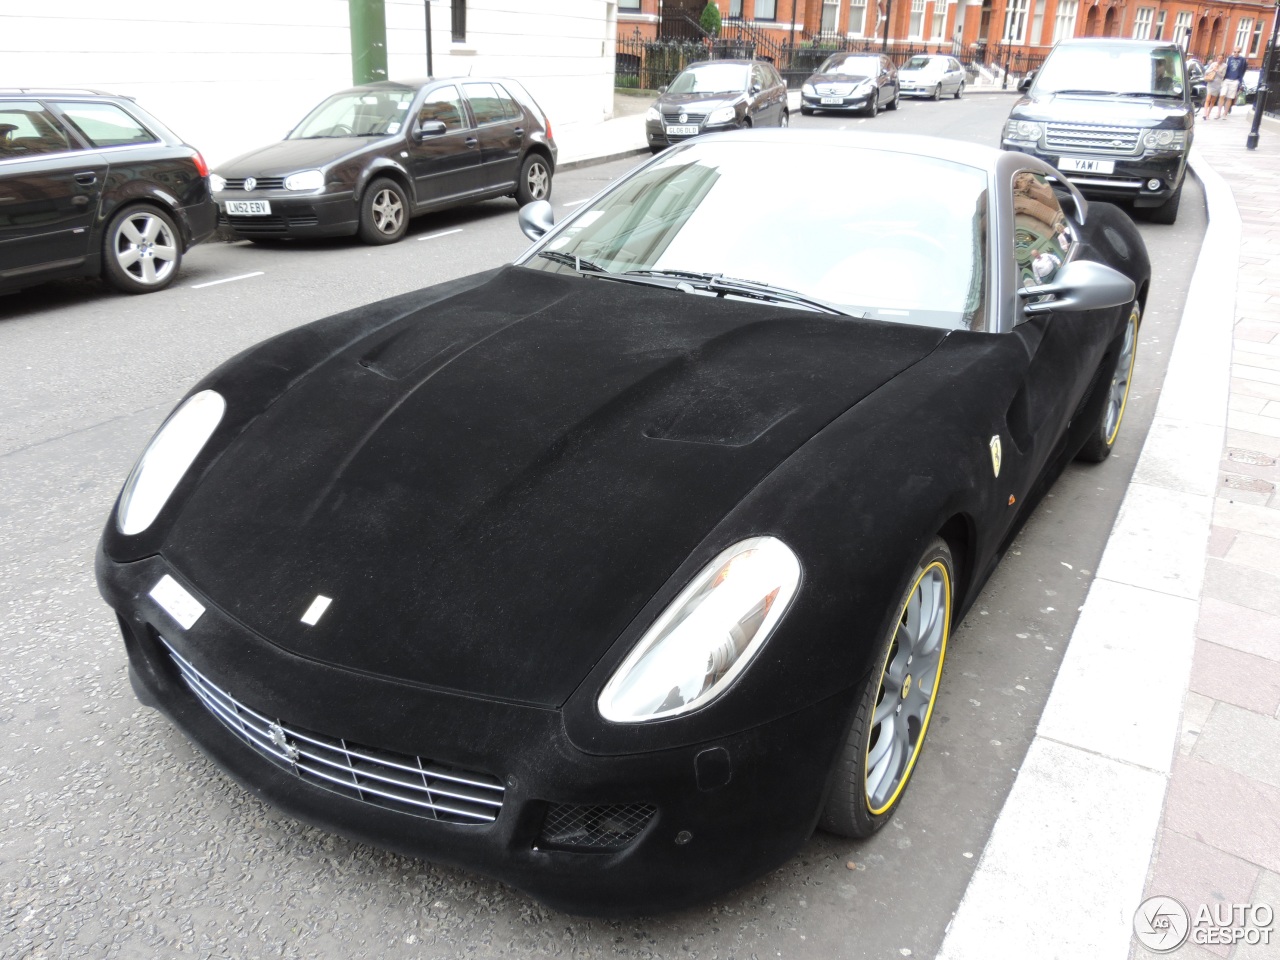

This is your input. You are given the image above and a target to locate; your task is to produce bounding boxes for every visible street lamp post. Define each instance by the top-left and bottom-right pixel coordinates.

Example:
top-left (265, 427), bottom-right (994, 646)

top-left (1247, 1), bottom-right (1280, 149)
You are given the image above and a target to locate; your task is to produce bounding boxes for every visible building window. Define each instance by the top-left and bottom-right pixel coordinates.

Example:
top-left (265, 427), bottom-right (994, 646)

top-left (1235, 18), bottom-right (1253, 51)
top-left (1003, 0), bottom-right (1028, 42)
top-left (1251, 18), bottom-right (1264, 54)
top-left (1173, 11), bottom-right (1192, 48)
top-left (1154, 10), bottom-right (1165, 39)
top-left (452, 0), bottom-right (466, 42)
top-left (755, 0), bottom-right (778, 20)
top-left (729, 0), bottom-right (743, 17)
top-left (909, 0), bottom-right (926, 37)
top-left (848, 0), bottom-right (867, 35)
top-left (1053, 0), bottom-right (1077, 42)
top-left (822, 0), bottom-right (839, 31)
top-left (931, 0), bottom-right (947, 39)
top-left (619, 0), bottom-right (641, 9)
top-left (1132, 7), bottom-right (1153, 39)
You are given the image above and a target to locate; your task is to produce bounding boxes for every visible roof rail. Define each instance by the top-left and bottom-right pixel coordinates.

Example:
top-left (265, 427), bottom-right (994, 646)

top-left (0, 87), bottom-right (116, 96)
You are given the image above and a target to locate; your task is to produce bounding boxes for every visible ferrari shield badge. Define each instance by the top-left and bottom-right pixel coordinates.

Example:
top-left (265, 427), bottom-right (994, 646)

top-left (989, 435), bottom-right (1002, 478)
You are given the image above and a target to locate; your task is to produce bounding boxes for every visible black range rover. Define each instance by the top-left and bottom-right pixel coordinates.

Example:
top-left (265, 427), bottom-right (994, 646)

top-left (1001, 39), bottom-right (1193, 224)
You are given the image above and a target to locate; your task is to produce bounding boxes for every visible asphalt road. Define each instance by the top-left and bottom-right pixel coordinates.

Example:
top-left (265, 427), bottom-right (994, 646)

top-left (0, 92), bottom-right (1206, 960)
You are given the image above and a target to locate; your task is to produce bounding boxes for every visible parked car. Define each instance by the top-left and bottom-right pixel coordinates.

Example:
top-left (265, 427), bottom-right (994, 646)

top-left (800, 53), bottom-right (900, 116)
top-left (1184, 57), bottom-right (1208, 106)
top-left (0, 89), bottom-right (214, 295)
top-left (644, 60), bottom-right (787, 153)
top-left (212, 78), bottom-right (556, 245)
top-left (898, 54), bottom-right (966, 99)
top-left (1242, 68), bottom-right (1260, 103)
top-left (1001, 39), bottom-right (1194, 223)
top-left (97, 130), bottom-right (1149, 916)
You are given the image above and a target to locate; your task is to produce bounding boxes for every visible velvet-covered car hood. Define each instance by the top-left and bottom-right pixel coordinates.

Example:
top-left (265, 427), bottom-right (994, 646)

top-left (149, 267), bottom-right (948, 707)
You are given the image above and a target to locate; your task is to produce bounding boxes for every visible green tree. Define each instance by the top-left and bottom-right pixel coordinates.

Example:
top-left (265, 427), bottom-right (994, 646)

top-left (700, 1), bottom-right (722, 36)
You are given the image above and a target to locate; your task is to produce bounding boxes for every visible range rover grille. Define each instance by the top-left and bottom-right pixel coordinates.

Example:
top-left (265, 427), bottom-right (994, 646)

top-left (1045, 123), bottom-right (1142, 155)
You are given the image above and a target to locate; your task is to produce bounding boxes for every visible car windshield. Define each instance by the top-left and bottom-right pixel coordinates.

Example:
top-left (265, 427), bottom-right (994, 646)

top-left (1033, 45), bottom-right (1186, 97)
top-left (821, 55), bottom-right (880, 76)
top-left (904, 56), bottom-right (939, 70)
top-left (288, 90), bottom-right (417, 138)
top-left (525, 139), bottom-right (989, 331)
top-left (668, 64), bottom-right (748, 95)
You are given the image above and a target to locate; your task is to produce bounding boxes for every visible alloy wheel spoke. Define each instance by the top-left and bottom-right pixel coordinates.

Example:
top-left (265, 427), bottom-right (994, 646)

top-left (121, 221), bottom-right (144, 244)
top-left (116, 247), bottom-right (141, 268)
top-left (141, 258), bottom-right (157, 283)
top-left (153, 244), bottom-right (177, 263)
top-left (140, 216), bottom-right (161, 242)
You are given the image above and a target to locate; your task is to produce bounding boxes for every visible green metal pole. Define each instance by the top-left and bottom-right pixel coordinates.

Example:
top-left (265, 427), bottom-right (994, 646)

top-left (349, 0), bottom-right (389, 84)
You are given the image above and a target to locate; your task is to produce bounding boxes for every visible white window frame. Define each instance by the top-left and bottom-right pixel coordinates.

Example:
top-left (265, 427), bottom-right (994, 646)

top-left (1003, 0), bottom-right (1029, 43)
top-left (1155, 10), bottom-right (1166, 39)
top-left (1133, 7), bottom-right (1153, 40)
top-left (931, 1), bottom-right (948, 39)
top-left (822, 0), bottom-right (839, 31)
top-left (909, 0), bottom-right (927, 38)
top-left (1235, 18), bottom-right (1253, 52)
top-left (848, 0), bottom-right (867, 36)
top-left (1251, 18), bottom-right (1264, 55)
top-left (1173, 11), bottom-right (1192, 49)
top-left (755, 0), bottom-right (778, 20)
top-left (1053, 0), bottom-right (1078, 42)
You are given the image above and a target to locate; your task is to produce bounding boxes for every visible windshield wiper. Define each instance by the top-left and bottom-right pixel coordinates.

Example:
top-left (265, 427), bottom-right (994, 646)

top-left (1116, 90), bottom-right (1180, 98)
top-left (624, 269), bottom-right (860, 317)
top-left (537, 251), bottom-right (606, 273)
top-left (1050, 89), bottom-right (1119, 96)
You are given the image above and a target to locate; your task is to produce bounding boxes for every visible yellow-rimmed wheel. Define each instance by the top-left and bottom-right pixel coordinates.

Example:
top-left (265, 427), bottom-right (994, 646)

top-left (821, 538), bottom-right (953, 837)
top-left (1078, 302), bottom-right (1140, 462)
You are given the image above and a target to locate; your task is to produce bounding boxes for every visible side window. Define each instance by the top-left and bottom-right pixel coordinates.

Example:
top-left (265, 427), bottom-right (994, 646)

top-left (1012, 171), bottom-right (1072, 292)
top-left (751, 64), bottom-right (767, 90)
top-left (491, 83), bottom-right (522, 121)
top-left (0, 101), bottom-right (73, 157)
top-left (419, 85), bottom-right (466, 131)
top-left (462, 82), bottom-right (506, 125)
top-left (54, 101), bottom-right (156, 147)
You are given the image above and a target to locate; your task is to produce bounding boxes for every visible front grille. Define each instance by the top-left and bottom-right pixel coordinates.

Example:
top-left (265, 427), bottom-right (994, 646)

top-left (662, 111), bottom-right (706, 125)
top-left (537, 802), bottom-right (656, 851)
top-left (816, 83), bottom-right (854, 96)
top-left (1045, 122), bottom-right (1141, 155)
top-left (222, 177), bottom-right (285, 191)
top-left (163, 639), bottom-right (505, 824)
top-left (221, 214), bottom-right (288, 234)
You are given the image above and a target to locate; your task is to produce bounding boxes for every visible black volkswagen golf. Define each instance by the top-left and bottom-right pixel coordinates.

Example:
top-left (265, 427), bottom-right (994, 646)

top-left (213, 78), bottom-right (557, 244)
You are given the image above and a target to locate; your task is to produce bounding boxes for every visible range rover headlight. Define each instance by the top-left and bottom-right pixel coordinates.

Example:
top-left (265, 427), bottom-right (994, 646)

top-left (598, 537), bottom-right (801, 723)
top-left (1004, 119), bottom-right (1043, 141)
top-left (116, 390), bottom-right (226, 535)
top-left (284, 169), bottom-right (325, 191)
top-left (1143, 129), bottom-right (1185, 149)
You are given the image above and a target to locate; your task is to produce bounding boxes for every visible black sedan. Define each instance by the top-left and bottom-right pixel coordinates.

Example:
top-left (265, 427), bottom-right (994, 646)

top-left (1, 90), bottom-right (215, 295)
top-left (645, 59), bottom-right (788, 152)
top-left (801, 52), bottom-right (900, 116)
top-left (212, 78), bottom-right (556, 244)
top-left (97, 132), bottom-right (1148, 916)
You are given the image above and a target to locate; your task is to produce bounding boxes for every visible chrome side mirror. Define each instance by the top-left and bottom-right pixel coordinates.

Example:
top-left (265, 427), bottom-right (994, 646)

top-left (518, 199), bottom-right (554, 240)
top-left (1019, 260), bottom-right (1136, 316)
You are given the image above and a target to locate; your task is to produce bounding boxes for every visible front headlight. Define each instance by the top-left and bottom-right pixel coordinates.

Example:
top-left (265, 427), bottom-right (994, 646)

top-left (706, 105), bottom-right (737, 125)
top-left (1143, 129), bottom-right (1185, 149)
top-left (802, 83), bottom-right (816, 96)
top-left (209, 173), bottom-right (226, 192)
top-left (857, 80), bottom-right (876, 94)
top-left (645, 106), bottom-right (661, 122)
top-left (598, 537), bottom-right (801, 723)
top-left (1004, 119), bottom-right (1042, 141)
top-left (284, 169), bottom-right (325, 191)
top-left (116, 390), bottom-right (226, 535)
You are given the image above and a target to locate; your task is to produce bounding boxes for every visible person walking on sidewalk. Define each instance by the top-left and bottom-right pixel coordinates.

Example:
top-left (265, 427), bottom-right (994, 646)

top-left (1221, 47), bottom-right (1248, 116)
top-left (1202, 55), bottom-right (1226, 120)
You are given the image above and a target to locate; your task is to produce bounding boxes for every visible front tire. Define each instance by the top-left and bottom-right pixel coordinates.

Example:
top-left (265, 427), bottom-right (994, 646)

top-left (887, 87), bottom-right (900, 110)
top-left (866, 95), bottom-right (878, 118)
top-left (102, 204), bottom-right (182, 294)
top-left (1077, 302), bottom-right (1140, 462)
top-left (357, 178), bottom-right (409, 244)
top-left (820, 538), bottom-right (954, 838)
top-left (1146, 180), bottom-right (1182, 225)
top-left (515, 153), bottom-right (552, 206)
top-left (779, 109), bottom-right (789, 128)
top-left (932, 83), bottom-right (942, 100)
top-left (955, 82), bottom-right (964, 99)
top-left (801, 105), bottom-right (814, 116)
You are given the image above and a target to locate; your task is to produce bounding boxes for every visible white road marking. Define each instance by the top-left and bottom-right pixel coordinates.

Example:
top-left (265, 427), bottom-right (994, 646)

top-left (191, 271), bottom-right (264, 289)
top-left (418, 228), bottom-right (463, 241)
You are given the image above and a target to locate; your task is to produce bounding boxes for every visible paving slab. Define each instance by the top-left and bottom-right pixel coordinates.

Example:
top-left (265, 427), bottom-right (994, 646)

top-left (1192, 701), bottom-right (1280, 789)
top-left (1190, 640), bottom-right (1280, 715)
top-left (1163, 755), bottom-right (1280, 874)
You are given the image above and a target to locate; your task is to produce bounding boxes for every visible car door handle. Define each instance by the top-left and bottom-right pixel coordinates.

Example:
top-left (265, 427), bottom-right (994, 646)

top-left (465, 137), bottom-right (478, 148)
top-left (513, 127), bottom-right (523, 136)
top-left (74, 171), bottom-right (97, 185)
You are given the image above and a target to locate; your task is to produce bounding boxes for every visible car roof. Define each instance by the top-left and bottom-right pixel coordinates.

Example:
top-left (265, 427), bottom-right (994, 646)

top-left (699, 129), bottom-right (1003, 170)
top-left (1055, 38), bottom-right (1182, 50)
top-left (0, 88), bottom-right (127, 98)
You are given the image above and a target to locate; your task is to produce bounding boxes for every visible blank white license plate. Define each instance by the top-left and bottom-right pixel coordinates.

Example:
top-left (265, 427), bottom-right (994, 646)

top-left (224, 200), bottom-right (272, 216)
top-left (1058, 157), bottom-right (1115, 174)
top-left (820, 97), bottom-right (845, 104)
top-left (665, 125), bottom-right (698, 136)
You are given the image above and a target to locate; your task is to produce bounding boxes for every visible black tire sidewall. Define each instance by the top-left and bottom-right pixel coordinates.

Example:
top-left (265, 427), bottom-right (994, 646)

top-left (819, 537), bottom-right (954, 838)
top-left (1077, 304), bottom-right (1140, 462)
top-left (102, 203), bottom-right (182, 294)
top-left (358, 178), bottom-right (409, 244)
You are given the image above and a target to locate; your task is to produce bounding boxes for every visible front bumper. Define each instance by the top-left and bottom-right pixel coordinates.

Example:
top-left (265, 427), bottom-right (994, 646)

top-left (1001, 142), bottom-right (1186, 207)
top-left (645, 119), bottom-right (740, 149)
top-left (214, 190), bottom-right (359, 239)
top-left (801, 92), bottom-right (873, 111)
top-left (96, 548), bottom-right (848, 916)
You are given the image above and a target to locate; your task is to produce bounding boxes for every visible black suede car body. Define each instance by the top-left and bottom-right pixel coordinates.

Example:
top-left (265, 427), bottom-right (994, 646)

top-left (1, 89), bottom-right (215, 294)
top-left (97, 132), bottom-right (1150, 916)
top-left (212, 78), bottom-right (556, 244)
top-left (645, 59), bottom-right (788, 153)
top-left (1002, 39), bottom-right (1194, 224)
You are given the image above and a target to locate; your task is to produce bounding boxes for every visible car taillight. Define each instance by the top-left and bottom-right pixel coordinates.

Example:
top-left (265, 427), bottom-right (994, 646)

top-left (191, 151), bottom-right (209, 178)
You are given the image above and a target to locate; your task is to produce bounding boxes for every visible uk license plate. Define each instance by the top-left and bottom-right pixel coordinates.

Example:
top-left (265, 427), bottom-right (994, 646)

top-left (224, 200), bottom-right (272, 216)
top-left (665, 125), bottom-right (698, 136)
top-left (1057, 157), bottom-right (1115, 174)
top-left (820, 96), bottom-right (844, 104)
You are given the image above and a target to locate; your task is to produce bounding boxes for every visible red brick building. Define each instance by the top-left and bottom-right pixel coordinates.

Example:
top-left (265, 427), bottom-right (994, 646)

top-left (619, 0), bottom-right (1276, 67)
